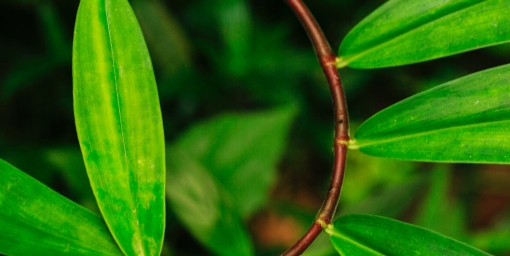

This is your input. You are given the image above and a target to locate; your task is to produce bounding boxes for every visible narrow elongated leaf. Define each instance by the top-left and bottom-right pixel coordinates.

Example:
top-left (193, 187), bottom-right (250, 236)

top-left (0, 159), bottom-right (122, 256)
top-left (338, 0), bottom-right (510, 68)
top-left (353, 64), bottom-right (510, 163)
top-left (73, 0), bottom-right (165, 255)
top-left (327, 214), bottom-right (489, 255)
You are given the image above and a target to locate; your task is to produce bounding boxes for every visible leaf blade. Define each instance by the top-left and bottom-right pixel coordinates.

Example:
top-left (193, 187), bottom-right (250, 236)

top-left (72, 0), bottom-right (165, 254)
top-left (338, 0), bottom-right (510, 68)
top-left (0, 159), bottom-right (123, 256)
top-left (354, 64), bottom-right (510, 163)
top-left (327, 214), bottom-right (489, 256)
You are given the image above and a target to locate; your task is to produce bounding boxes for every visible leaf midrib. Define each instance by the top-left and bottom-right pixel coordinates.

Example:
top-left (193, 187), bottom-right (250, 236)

top-left (354, 119), bottom-right (510, 149)
top-left (327, 226), bottom-right (385, 255)
top-left (103, 0), bottom-right (144, 254)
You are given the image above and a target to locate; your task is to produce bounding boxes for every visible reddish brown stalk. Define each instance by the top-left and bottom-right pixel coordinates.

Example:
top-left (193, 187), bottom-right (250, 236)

top-left (282, 0), bottom-right (349, 255)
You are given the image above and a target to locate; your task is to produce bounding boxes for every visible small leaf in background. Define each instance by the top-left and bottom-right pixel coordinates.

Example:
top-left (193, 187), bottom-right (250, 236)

top-left (0, 159), bottom-right (122, 256)
top-left (353, 64), bottom-right (510, 163)
top-left (415, 164), bottom-right (466, 239)
top-left (171, 106), bottom-right (296, 217)
top-left (166, 107), bottom-right (295, 255)
top-left (340, 175), bottom-right (426, 218)
top-left (37, 2), bottom-right (71, 60)
top-left (1, 56), bottom-right (65, 102)
top-left (166, 148), bottom-right (254, 256)
top-left (44, 147), bottom-right (99, 213)
top-left (341, 149), bottom-right (415, 205)
top-left (73, 0), bottom-right (165, 254)
top-left (131, 0), bottom-right (192, 77)
top-left (338, 0), bottom-right (510, 68)
top-left (470, 229), bottom-right (510, 255)
top-left (326, 214), bottom-right (490, 256)
top-left (216, 0), bottom-right (252, 77)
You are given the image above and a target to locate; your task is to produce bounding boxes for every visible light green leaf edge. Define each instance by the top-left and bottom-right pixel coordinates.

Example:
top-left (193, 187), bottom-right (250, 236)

top-left (352, 64), bottom-right (510, 163)
top-left (72, 0), bottom-right (165, 255)
top-left (338, 0), bottom-right (510, 68)
top-left (0, 159), bottom-right (123, 256)
top-left (326, 214), bottom-right (490, 256)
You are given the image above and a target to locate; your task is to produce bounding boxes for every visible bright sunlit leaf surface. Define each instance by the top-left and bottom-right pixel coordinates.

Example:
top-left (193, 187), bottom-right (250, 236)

top-left (338, 0), bottom-right (510, 68)
top-left (166, 107), bottom-right (296, 256)
top-left (0, 159), bottom-right (122, 256)
top-left (353, 64), bottom-right (510, 163)
top-left (327, 214), bottom-right (490, 255)
top-left (73, 0), bottom-right (165, 255)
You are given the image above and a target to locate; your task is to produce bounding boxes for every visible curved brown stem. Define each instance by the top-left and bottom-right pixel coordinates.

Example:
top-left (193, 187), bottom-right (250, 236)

top-left (282, 0), bottom-right (349, 255)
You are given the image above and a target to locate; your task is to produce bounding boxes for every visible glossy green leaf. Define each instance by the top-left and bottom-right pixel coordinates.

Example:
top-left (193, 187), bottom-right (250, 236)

top-left (338, 0), bottom-right (510, 68)
top-left (171, 107), bottom-right (296, 217)
top-left (73, 0), bottom-right (165, 255)
top-left (353, 64), bottom-right (510, 163)
top-left (166, 147), bottom-right (254, 256)
top-left (326, 214), bottom-right (489, 255)
top-left (0, 159), bottom-right (122, 256)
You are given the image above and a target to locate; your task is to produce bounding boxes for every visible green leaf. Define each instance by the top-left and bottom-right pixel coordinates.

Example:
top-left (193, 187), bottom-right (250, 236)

top-left (171, 107), bottom-right (296, 217)
top-left (338, 0), bottom-right (510, 68)
top-left (415, 165), bottom-right (466, 239)
top-left (0, 159), bottom-right (122, 256)
top-left (326, 214), bottom-right (490, 255)
top-left (166, 148), bottom-right (254, 256)
top-left (470, 229), bottom-right (510, 255)
top-left (353, 64), bottom-right (510, 163)
top-left (340, 176), bottom-right (426, 218)
top-left (72, 0), bottom-right (165, 255)
top-left (44, 147), bottom-right (99, 212)
top-left (166, 107), bottom-right (295, 256)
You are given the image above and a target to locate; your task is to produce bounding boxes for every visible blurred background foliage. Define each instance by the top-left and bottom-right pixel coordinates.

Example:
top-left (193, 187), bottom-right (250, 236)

top-left (1, 0), bottom-right (510, 255)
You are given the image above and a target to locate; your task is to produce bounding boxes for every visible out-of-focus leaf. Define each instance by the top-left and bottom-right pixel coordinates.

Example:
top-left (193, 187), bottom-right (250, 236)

top-left (326, 214), bottom-right (490, 255)
top-left (338, 0), bottom-right (510, 68)
top-left (131, 0), bottom-right (191, 76)
top-left (340, 175), bottom-right (425, 218)
top-left (217, 0), bottom-right (251, 76)
top-left (73, 0), bottom-right (165, 254)
top-left (37, 2), bottom-right (71, 60)
top-left (44, 147), bottom-right (98, 212)
top-left (353, 64), bottom-right (510, 163)
top-left (303, 232), bottom-right (337, 256)
top-left (171, 106), bottom-right (296, 217)
top-left (470, 229), bottom-right (510, 255)
top-left (0, 159), bottom-right (122, 256)
top-left (166, 147), bottom-right (254, 256)
top-left (415, 165), bottom-right (466, 239)
top-left (1, 56), bottom-right (65, 102)
top-left (342, 149), bottom-right (415, 205)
